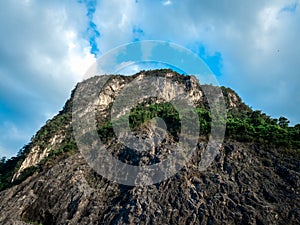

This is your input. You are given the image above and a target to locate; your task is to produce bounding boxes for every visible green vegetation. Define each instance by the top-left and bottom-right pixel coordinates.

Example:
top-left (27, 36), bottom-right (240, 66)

top-left (226, 110), bottom-right (300, 151)
top-left (97, 102), bottom-right (182, 143)
top-left (24, 219), bottom-right (43, 225)
top-left (129, 102), bottom-right (181, 135)
top-left (221, 86), bottom-right (300, 154)
top-left (0, 111), bottom-right (74, 192)
top-left (97, 97), bottom-right (300, 157)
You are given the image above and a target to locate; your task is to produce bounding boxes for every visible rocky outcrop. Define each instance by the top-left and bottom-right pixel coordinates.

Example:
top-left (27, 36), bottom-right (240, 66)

top-left (12, 103), bottom-right (73, 181)
top-left (0, 141), bottom-right (299, 225)
top-left (13, 70), bottom-right (235, 179)
top-left (1, 70), bottom-right (298, 225)
top-left (12, 133), bottom-right (67, 181)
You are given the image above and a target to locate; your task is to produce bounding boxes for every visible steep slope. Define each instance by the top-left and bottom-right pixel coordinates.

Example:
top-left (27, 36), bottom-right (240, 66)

top-left (0, 69), bottom-right (299, 225)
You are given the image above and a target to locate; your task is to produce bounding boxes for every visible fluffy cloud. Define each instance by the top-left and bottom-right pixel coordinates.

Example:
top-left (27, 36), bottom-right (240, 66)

top-left (0, 0), bottom-right (96, 157)
top-left (1, 0), bottom-right (299, 157)
top-left (94, 0), bottom-right (300, 123)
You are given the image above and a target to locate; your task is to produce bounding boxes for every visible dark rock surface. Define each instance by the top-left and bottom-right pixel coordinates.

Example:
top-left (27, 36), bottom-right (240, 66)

top-left (1, 142), bottom-right (299, 225)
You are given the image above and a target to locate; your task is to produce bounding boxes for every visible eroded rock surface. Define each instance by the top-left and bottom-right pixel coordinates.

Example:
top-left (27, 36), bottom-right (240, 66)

top-left (1, 70), bottom-right (299, 225)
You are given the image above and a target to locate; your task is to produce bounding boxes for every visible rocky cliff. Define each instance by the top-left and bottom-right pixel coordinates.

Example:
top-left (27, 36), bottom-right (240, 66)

top-left (0, 69), bottom-right (299, 225)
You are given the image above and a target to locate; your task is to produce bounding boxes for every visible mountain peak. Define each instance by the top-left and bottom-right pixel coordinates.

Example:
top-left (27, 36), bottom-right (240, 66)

top-left (0, 69), bottom-right (299, 225)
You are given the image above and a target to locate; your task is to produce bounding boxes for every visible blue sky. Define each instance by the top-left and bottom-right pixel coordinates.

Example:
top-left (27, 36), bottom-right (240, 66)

top-left (0, 0), bottom-right (299, 157)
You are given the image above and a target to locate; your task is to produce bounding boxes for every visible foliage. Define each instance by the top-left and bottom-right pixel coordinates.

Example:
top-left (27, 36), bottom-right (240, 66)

top-left (225, 109), bottom-right (300, 153)
top-left (96, 96), bottom-right (300, 157)
top-left (97, 102), bottom-right (181, 143)
top-left (0, 112), bottom-right (73, 192)
top-left (129, 102), bottom-right (181, 136)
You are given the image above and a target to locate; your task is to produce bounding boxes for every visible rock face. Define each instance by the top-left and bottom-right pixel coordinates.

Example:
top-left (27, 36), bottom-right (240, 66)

top-left (0, 70), bottom-right (299, 225)
top-left (12, 133), bottom-right (67, 181)
top-left (13, 71), bottom-right (216, 178)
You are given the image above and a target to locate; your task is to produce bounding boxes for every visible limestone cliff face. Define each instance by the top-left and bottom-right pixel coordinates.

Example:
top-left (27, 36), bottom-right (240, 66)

top-left (12, 115), bottom-right (71, 181)
top-left (2, 70), bottom-right (297, 225)
top-left (12, 133), bottom-right (66, 181)
top-left (14, 71), bottom-right (241, 179)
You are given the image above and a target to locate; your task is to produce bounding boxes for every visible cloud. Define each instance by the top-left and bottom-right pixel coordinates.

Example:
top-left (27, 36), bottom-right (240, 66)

top-left (162, 0), bottom-right (172, 6)
top-left (1, 0), bottom-right (300, 157)
top-left (0, 0), bottom-right (96, 156)
top-left (93, 0), bottom-right (300, 124)
top-left (93, 0), bottom-right (139, 53)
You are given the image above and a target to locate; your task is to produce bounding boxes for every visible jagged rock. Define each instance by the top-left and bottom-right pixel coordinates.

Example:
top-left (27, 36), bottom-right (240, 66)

top-left (0, 70), bottom-right (299, 225)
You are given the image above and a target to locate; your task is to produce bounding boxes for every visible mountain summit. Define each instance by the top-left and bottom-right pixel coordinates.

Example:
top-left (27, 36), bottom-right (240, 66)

top-left (0, 69), bottom-right (299, 225)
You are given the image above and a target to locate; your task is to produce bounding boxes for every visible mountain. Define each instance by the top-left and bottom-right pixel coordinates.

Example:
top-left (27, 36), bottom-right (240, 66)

top-left (0, 69), bottom-right (299, 225)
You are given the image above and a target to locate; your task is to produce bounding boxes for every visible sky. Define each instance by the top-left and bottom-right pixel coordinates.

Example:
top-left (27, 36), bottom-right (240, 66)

top-left (0, 0), bottom-right (299, 158)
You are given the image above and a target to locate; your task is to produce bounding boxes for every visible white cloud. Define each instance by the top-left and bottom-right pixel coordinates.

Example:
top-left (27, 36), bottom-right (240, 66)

top-left (1, 0), bottom-right (300, 157)
top-left (93, 0), bottom-right (138, 53)
top-left (0, 0), bottom-right (96, 156)
top-left (162, 0), bottom-right (172, 6)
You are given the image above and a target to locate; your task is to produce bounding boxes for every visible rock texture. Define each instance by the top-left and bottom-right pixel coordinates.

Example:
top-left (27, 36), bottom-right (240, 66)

top-left (0, 70), bottom-right (299, 225)
top-left (1, 142), bottom-right (299, 225)
top-left (13, 71), bottom-right (214, 178)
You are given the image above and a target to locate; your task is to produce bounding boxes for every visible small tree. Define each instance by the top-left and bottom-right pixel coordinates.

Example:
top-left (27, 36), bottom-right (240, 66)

top-left (278, 116), bottom-right (290, 128)
top-left (294, 124), bottom-right (300, 130)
